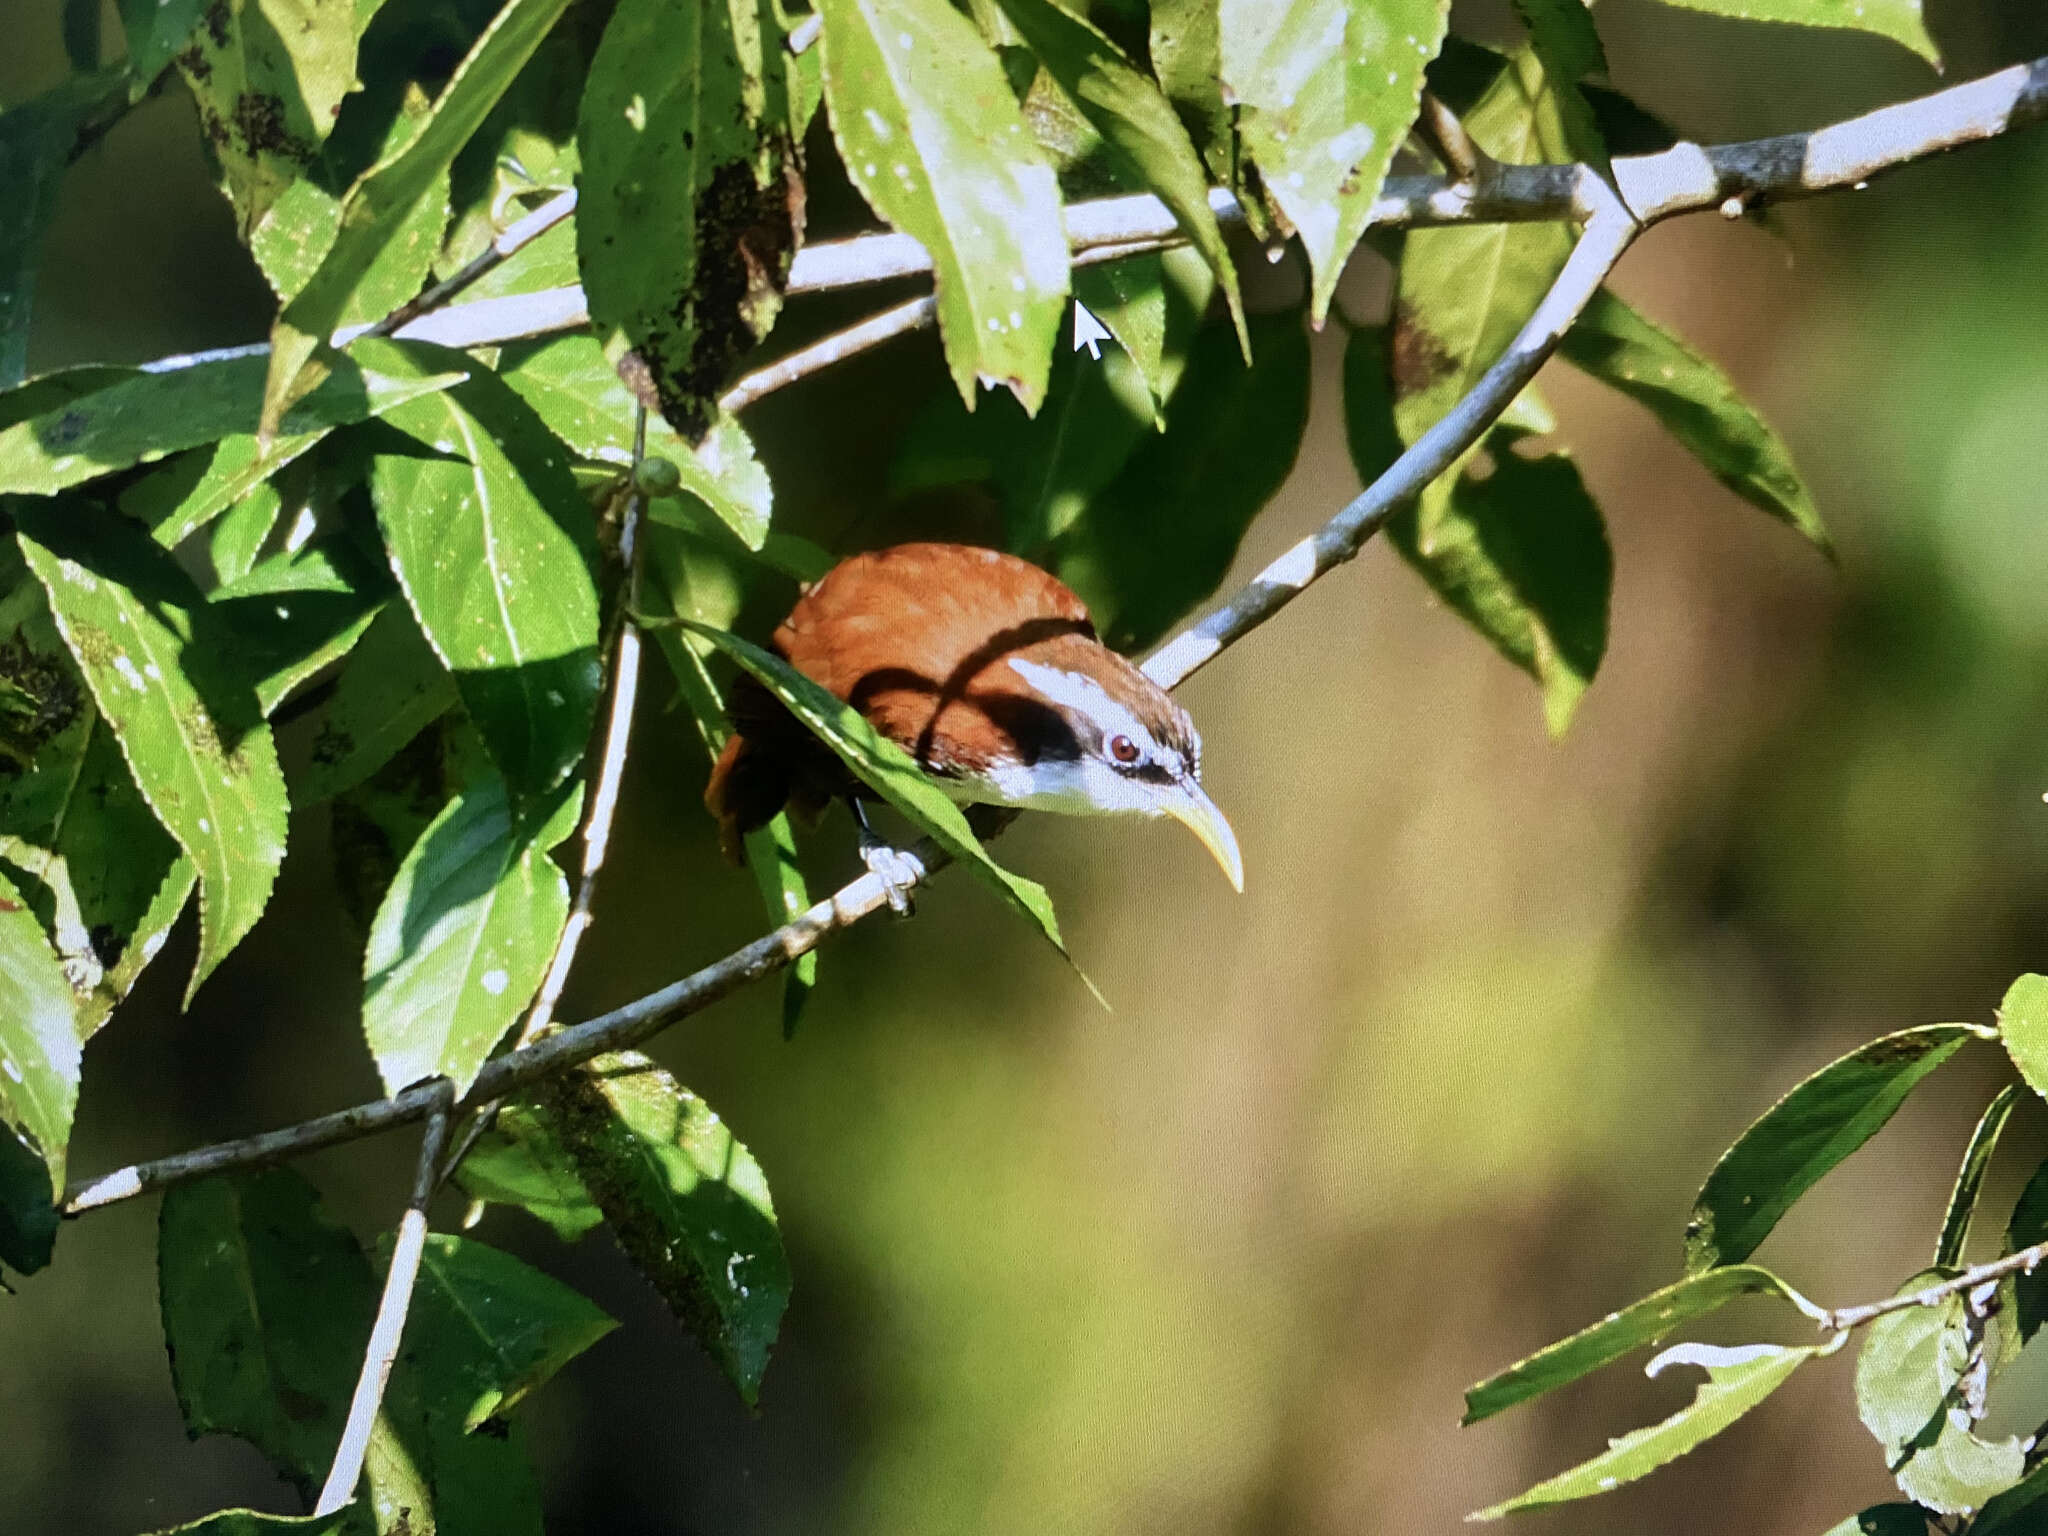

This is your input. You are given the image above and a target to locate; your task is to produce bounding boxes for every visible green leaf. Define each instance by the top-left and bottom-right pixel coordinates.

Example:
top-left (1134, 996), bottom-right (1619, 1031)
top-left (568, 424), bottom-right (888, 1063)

top-left (1684, 1024), bottom-right (1980, 1274)
top-left (0, 1119), bottom-right (60, 1278)
top-left (540, 1052), bottom-right (789, 1404)
top-left (452, 1101), bottom-right (605, 1242)
top-left (173, 0), bottom-right (360, 239)
top-left (158, 1168), bottom-right (380, 1500)
top-left (576, 0), bottom-right (797, 440)
top-left (0, 591), bottom-right (190, 1038)
top-left (1391, 46), bottom-right (1578, 509)
top-left (329, 714), bottom-right (493, 933)
top-left (1508, 0), bottom-right (1608, 174)
top-left (1347, 322), bottom-right (1609, 733)
top-left (1855, 1271), bottom-right (1965, 1463)
top-left (1072, 247), bottom-right (1215, 422)
top-left (205, 480), bottom-right (286, 587)
top-left (818, 0), bottom-right (1068, 411)
top-left (404, 1233), bottom-right (616, 1430)
top-left (682, 619), bottom-right (1079, 964)
top-left (296, 604), bottom-right (458, 805)
top-left (0, 342), bottom-right (463, 504)
top-left (212, 541), bottom-right (392, 718)
top-left (1051, 308), bottom-right (1310, 652)
top-left (142, 1511), bottom-right (359, 1536)
top-left (2002, 1154), bottom-right (2048, 1344)
top-left (117, 0), bottom-right (211, 85)
top-left (1464, 1264), bottom-right (1822, 1424)
top-left (0, 865), bottom-right (79, 1224)
top-left (1148, 0), bottom-right (1230, 186)
top-left (1645, 0), bottom-right (1937, 65)
top-left (368, 347), bottom-right (602, 801)
top-left (1816, 1506), bottom-right (1928, 1536)
top-left (1472, 1340), bottom-right (1831, 1518)
top-left (1975, 1462), bottom-right (2048, 1536)
top-left (497, 334), bottom-right (774, 546)
top-left (1935, 1085), bottom-right (2019, 1269)
top-left (0, 73), bottom-right (131, 389)
top-left (362, 769), bottom-right (572, 1096)
top-left (16, 502), bottom-right (289, 1003)
top-left (988, 0), bottom-right (1243, 347)
top-left (263, 0), bottom-right (577, 437)
top-left (1559, 288), bottom-right (1829, 554)
top-left (1998, 974), bottom-right (2048, 1104)
top-left (1220, 0), bottom-right (1449, 321)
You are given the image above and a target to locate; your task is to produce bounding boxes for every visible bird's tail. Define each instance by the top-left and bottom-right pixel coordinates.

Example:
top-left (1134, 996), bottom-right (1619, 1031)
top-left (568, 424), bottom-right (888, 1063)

top-left (704, 732), bottom-right (788, 865)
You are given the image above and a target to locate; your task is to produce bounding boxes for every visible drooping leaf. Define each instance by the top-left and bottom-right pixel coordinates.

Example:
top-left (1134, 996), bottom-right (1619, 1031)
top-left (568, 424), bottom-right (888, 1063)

top-left (576, 0), bottom-right (797, 439)
top-left (0, 343), bottom-right (461, 502)
top-left (403, 1233), bottom-right (616, 1430)
top-left (367, 347), bottom-right (602, 802)
top-left (0, 72), bottom-right (131, 389)
top-left (540, 1052), bottom-right (789, 1404)
top-left (989, 0), bottom-right (1243, 345)
top-left (1472, 1341), bottom-right (1831, 1518)
top-left (263, 0), bottom-right (578, 437)
top-left (1997, 974), bottom-right (2048, 1104)
top-left (1560, 288), bottom-right (1830, 553)
top-left (1464, 1264), bottom-right (1821, 1424)
top-left (0, 866), bottom-right (79, 1259)
top-left (682, 620), bottom-right (1079, 964)
top-left (497, 334), bottom-right (773, 546)
top-left (452, 1101), bottom-right (605, 1241)
top-left (173, 0), bottom-right (360, 239)
top-left (362, 769), bottom-right (573, 1096)
top-left (1645, 0), bottom-right (1936, 65)
top-left (158, 1168), bottom-right (380, 1501)
top-left (1220, 0), bottom-right (1448, 320)
top-left (1072, 246), bottom-right (1215, 421)
top-left (1051, 308), bottom-right (1310, 651)
top-left (296, 603), bottom-right (458, 805)
top-left (16, 502), bottom-right (289, 1002)
top-left (1935, 1085), bottom-right (2019, 1269)
top-left (1684, 1024), bottom-right (1980, 1274)
top-left (818, 0), bottom-right (1068, 410)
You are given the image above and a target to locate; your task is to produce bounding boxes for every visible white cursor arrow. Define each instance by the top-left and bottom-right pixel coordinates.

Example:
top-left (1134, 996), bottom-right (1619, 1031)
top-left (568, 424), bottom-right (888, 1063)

top-left (1072, 300), bottom-right (1110, 360)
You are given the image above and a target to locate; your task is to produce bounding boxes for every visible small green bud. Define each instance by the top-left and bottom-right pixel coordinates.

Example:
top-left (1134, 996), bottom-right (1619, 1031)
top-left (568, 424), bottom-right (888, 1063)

top-left (633, 456), bottom-right (682, 496)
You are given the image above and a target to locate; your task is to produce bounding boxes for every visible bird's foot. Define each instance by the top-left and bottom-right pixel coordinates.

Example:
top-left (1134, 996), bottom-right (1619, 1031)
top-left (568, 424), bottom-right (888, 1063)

top-left (859, 832), bottom-right (924, 918)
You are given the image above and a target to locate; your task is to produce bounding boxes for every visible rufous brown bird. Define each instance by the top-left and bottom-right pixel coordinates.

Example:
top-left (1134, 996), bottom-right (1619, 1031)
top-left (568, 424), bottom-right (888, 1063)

top-left (706, 542), bottom-right (1242, 898)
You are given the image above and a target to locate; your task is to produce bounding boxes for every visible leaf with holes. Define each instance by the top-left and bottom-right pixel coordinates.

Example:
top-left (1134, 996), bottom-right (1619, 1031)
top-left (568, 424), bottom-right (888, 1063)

top-left (362, 769), bottom-right (574, 1095)
top-left (819, 0), bottom-right (1068, 411)
top-left (576, 0), bottom-right (796, 440)
top-left (540, 1052), bottom-right (788, 1404)
top-left (1221, 0), bottom-right (1449, 321)
top-left (16, 502), bottom-right (288, 1002)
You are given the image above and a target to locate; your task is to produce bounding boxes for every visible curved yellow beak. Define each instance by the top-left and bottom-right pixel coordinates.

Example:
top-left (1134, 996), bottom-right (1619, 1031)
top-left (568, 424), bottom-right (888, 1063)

top-left (1163, 779), bottom-right (1244, 893)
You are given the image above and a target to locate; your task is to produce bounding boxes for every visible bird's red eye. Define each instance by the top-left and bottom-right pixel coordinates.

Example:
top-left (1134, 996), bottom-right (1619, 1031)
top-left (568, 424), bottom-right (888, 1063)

top-left (1109, 734), bottom-right (1141, 765)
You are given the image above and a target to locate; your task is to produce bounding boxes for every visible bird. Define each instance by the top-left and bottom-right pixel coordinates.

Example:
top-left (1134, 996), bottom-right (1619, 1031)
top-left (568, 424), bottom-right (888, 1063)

top-left (705, 542), bottom-right (1242, 903)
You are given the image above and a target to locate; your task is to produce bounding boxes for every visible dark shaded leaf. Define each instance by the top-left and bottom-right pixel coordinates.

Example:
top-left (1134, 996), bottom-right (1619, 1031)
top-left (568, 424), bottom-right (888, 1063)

top-left (295, 604), bottom-right (458, 805)
top-left (1816, 1506), bottom-right (1929, 1536)
top-left (2002, 1154), bottom-right (2048, 1344)
top-left (1975, 1462), bottom-right (2048, 1536)
top-left (118, 0), bottom-right (211, 85)
top-left (1935, 1085), bottom-right (2018, 1269)
top-left (0, 1119), bottom-right (59, 1278)
top-left (540, 1052), bottom-right (789, 1403)
top-left (1465, 1264), bottom-right (1821, 1423)
top-left (1684, 1024), bottom-right (1980, 1274)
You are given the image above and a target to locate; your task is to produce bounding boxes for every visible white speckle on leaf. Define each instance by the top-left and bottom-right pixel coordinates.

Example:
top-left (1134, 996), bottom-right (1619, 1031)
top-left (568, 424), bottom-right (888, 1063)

top-left (2, 1060), bottom-right (20, 1083)
top-left (624, 94), bottom-right (648, 132)
top-left (144, 662), bottom-right (162, 681)
top-left (113, 655), bottom-right (147, 693)
top-left (863, 108), bottom-right (892, 141)
top-left (198, 817), bottom-right (210, 833)
top-left (1008, 310), bottom-right (1022, 328)
top-left (481, 969), bottom-right (510, 995)
top-left (896, 29), bottom-right (912, 47)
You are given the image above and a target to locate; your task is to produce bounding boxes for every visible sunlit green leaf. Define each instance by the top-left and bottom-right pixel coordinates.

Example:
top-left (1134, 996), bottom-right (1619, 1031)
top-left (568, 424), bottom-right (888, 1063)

top-left (16, 502), bottom-right (289, 1002)
top-left (1221, 0), bottom-right (1448, 321)
top-left (1148, 0), bottom-right (1230, 187)
top-left (990, 0), bottom-right (1243, 345)
top-left (819, 0), bottom-right (1068, 411)
top-left (1560, 288), bottom-right (1830, 554)
top-left (1052, 309), bottom-right (1310, 651)
top-left (1935, 1085), bottom-right (2018, 1268)
top-left (1072, 247), bottom-right (1215, 421)
top-left (1508, 0), bottom-right (1608, 173)
top-left (362, 769), bottom-right (573, 1095)
top-left (1465, 1264), bottom-right (1821, 1424)
top-left (1684, 1024), bottom-right (1980, 1274)
top-left (540, 1052), bottom-right (789, 1404)
top-left (1855, 1270), bottom-right (1965, 1462)
top-left (158, 1168), bottom-right (379, 1500)
top-left (1646, 0), bottom-right (1936, 65)
top-left (452, 1101), bottom-right (605, 1242)
top-left (0, 865), bottom-right (78, 1245)
top-left (1472, 1341), bottom-right (1830, 1518)
top-left (368, 346), bottom-right (602, 802)
top-left (498, 334), bottom-right (773, 546)
top-left (264, 0), bottom-right (577, 437)
top-left (681, 621), bottom-right (1077, 963)
top-left (0, 344), bottom-right (461, 502)
top-left (1998, 974), bottom-right (2048, 1104)
top-left (576, 0), bottom-right (795, 440)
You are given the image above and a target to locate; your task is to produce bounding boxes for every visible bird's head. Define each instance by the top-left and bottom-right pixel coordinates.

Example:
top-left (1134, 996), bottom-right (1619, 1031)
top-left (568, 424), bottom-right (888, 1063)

top-left (980, 650), bottom-right (1243, 893)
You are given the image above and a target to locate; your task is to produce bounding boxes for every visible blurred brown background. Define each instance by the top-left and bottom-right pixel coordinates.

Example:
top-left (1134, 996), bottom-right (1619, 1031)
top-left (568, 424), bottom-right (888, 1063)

top-left (4, 0), bottom-right (2048, 1531)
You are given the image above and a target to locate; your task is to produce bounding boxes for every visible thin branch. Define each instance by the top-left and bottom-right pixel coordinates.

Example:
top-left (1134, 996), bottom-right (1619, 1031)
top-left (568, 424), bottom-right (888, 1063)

top-left (345, 190), bottom-right (578, 345)
top-left (719, 296), bottom-right (936, 414)
top-left (55, 53), bottom-right (2048, 1219)
top-left (786, 12), bottom-right (821, 54)
top-left (311, 1088), bottom-right (454, 1517)
top-left (1415, 90), bottom-right (1487, 182)
top-left (1822, 1241), bottom-right (2048, 1334)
